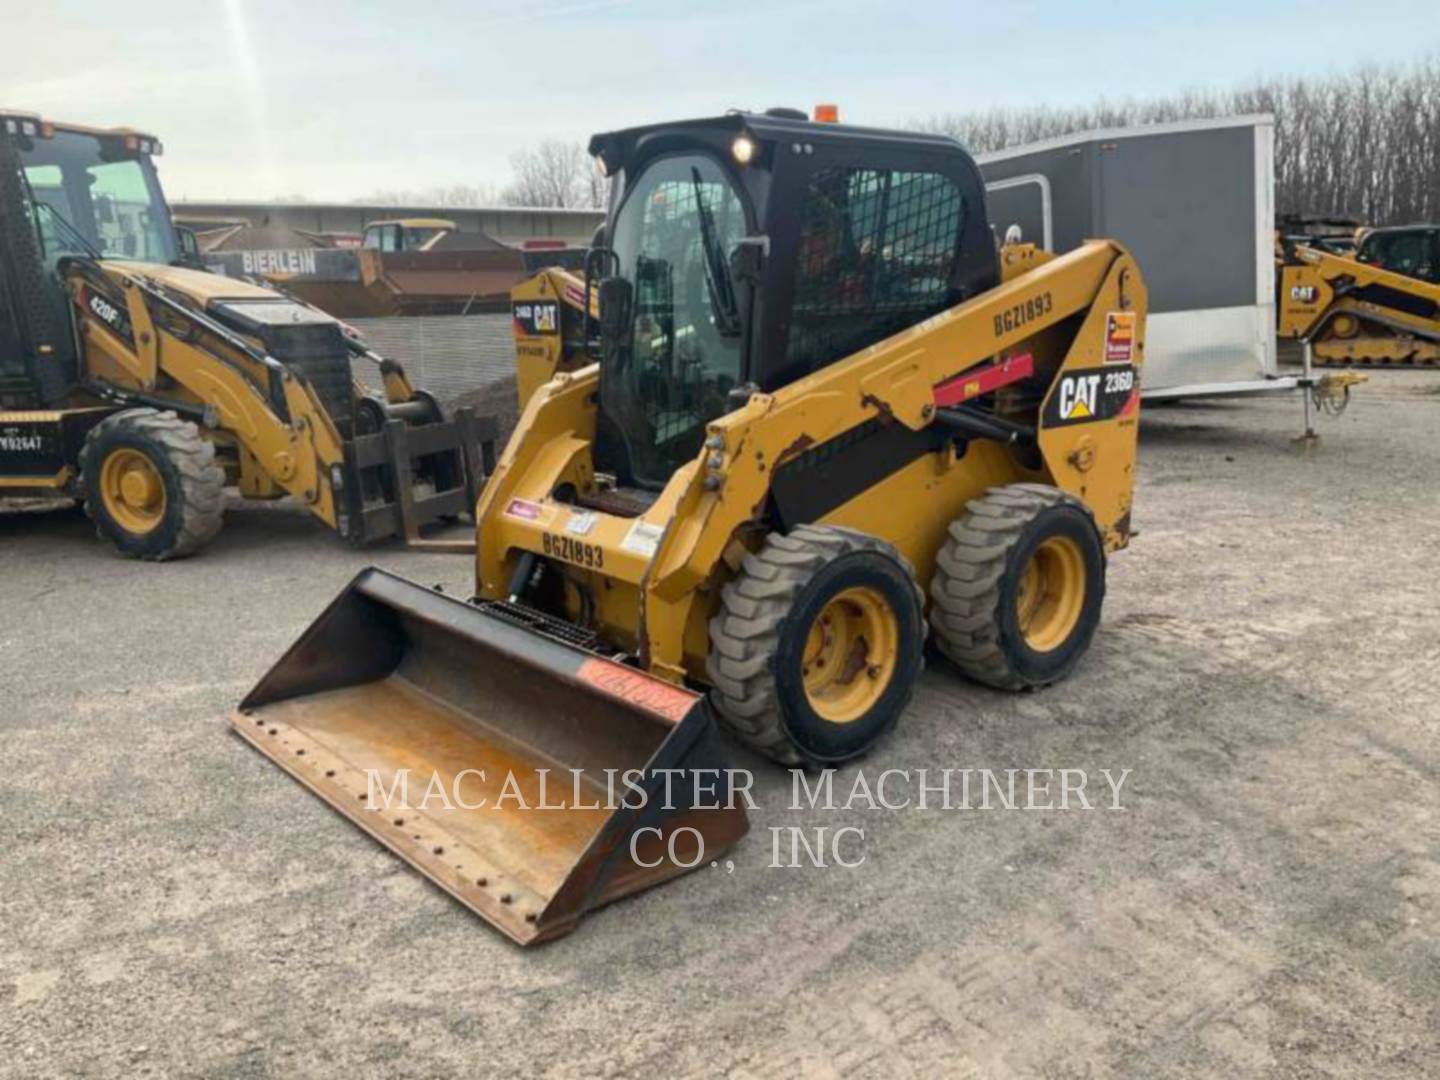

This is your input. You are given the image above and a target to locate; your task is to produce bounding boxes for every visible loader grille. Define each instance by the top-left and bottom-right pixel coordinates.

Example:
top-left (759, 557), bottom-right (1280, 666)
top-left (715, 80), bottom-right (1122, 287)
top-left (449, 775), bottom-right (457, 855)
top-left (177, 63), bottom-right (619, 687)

top-left (209, 300), bottom-right (355, 437)
top-left (474, 598), bottom-right (604, 654)
top-left (267, 324), bottom-right (355, 436)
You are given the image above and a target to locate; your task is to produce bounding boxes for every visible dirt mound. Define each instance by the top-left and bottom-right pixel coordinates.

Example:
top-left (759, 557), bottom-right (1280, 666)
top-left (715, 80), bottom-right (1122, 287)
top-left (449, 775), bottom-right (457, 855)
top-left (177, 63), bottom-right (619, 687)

top-left (449, 375), bottom-right (520, 456)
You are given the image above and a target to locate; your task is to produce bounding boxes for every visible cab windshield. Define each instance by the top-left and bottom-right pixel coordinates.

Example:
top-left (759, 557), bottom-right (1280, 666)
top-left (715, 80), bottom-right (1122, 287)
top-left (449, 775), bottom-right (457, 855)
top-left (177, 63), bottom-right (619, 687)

top-left (19, 129), bottom-right (177, 265)
top-left (603, 153), bottom-right (748, 489)
top-left (1357, 230), bottom-right (1438, 284)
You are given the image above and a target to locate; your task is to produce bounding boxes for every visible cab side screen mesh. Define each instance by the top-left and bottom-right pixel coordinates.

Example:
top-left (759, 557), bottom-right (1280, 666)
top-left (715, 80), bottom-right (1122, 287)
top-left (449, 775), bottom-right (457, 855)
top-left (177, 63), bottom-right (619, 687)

top-left (786, 168), bottom-right (964, 375)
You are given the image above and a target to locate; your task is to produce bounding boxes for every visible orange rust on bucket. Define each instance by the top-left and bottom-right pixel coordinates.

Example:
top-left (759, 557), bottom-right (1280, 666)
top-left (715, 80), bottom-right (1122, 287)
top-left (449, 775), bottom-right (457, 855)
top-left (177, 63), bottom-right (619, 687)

top-left (232, 567), bottom-right (748, 945)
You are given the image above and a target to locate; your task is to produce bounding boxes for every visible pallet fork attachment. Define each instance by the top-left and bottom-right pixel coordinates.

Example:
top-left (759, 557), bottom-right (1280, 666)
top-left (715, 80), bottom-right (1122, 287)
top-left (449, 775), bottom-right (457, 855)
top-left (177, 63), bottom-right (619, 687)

top-left (339, 407), bottom-right (497, 549)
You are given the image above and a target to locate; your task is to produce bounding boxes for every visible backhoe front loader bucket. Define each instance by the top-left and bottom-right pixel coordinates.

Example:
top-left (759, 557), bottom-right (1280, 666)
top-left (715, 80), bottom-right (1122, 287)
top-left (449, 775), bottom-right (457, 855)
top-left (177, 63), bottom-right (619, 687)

top-left (232, 568), bottom-right (749, 945)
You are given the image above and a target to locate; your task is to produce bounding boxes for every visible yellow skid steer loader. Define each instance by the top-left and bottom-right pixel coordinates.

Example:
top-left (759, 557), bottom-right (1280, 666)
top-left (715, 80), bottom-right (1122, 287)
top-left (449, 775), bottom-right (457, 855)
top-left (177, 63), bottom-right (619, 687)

top-left (236, 109), bottom-right (1148, 944)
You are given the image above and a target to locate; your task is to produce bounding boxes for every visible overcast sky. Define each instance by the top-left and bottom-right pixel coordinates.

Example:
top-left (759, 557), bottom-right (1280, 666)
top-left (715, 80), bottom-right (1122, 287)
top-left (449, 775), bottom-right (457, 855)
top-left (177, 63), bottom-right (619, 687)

top-left (7, 0), bottom-right (1437, 203)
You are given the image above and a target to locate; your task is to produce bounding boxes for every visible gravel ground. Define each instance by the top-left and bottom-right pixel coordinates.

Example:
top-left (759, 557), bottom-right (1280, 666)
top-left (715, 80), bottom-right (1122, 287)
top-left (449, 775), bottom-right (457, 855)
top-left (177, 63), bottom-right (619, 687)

top-left (2, 368), bottom-right (1437, 1078)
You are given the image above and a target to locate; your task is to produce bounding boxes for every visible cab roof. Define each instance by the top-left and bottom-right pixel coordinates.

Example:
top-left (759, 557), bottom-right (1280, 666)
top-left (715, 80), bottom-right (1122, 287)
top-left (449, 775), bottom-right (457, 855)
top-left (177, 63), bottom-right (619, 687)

top-left (366, 218), bottom-right (457, 230)
top-left (1361, 224), bottom-right (1439, 235)
top-left (588, 110), bottom-right (972, 173)
top-left (0, 109), bottom-right (161, 148)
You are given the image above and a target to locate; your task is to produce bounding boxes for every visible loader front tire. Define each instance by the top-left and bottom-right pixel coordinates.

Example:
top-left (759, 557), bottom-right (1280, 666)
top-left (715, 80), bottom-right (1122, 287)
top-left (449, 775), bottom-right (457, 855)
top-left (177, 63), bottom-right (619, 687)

top-left (707, 525), bottom-right (925, 767)
top-left (81, 408), bottom-right (225, 560)
top-left (929, 484), bottom-right (1104, 690)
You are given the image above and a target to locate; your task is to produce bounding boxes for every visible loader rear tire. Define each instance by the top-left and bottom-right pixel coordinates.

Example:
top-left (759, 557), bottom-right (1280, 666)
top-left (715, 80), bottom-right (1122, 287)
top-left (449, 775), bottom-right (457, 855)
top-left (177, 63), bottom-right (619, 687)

top-left (707, 525), bottom-right (925, 767)
top-left (929, 483), bottom-right (1104, 690)
top-left (81, 408), bottom-right (225, 560)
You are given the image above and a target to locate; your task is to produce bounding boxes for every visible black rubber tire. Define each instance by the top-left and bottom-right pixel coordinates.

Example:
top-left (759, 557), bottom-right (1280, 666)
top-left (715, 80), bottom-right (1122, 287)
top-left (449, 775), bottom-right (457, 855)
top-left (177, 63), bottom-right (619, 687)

top-left (80, 408), bottom-right (225, 560)
top-left (929, 483), bottom-right (1105, 691)
top-left (707, 525), bottom-right (926, 767)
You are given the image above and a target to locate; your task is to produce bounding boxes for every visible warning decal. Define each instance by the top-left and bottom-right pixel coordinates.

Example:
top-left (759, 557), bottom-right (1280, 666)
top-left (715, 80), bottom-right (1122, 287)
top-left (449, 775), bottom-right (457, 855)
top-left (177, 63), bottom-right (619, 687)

top-left (1104, 311), bottom-right (1137, 366)
top-left (505, 498), bottom-right (554, 524)
top-left (575, 658), bottom-right (696, 722)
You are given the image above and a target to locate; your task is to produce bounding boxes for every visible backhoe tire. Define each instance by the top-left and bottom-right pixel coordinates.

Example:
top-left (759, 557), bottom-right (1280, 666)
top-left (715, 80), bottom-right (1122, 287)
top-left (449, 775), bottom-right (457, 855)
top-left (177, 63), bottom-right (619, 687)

top-left (707, 525), bottom-right (925, 767)
top-left (929, 483), bottom-right (1105, 691)
top-left (80, 408), bottom-right (225, 560)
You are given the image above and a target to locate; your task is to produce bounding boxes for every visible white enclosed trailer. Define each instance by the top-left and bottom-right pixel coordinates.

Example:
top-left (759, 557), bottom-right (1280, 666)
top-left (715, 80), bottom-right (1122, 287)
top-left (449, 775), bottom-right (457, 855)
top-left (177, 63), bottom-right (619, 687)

top-left (978, 115), bottom-right (1293, 401)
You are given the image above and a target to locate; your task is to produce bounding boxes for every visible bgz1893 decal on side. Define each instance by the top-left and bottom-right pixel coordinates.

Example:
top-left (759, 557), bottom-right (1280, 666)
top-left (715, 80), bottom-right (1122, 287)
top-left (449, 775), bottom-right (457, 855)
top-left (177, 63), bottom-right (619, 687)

top-left (543, 532), bottom-right (604, 569)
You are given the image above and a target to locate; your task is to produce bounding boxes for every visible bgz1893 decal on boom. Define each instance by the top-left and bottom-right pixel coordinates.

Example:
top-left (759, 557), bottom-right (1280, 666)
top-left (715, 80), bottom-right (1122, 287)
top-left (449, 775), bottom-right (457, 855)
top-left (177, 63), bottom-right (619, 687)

top-left (994, 291), bottom-right (1053, 337)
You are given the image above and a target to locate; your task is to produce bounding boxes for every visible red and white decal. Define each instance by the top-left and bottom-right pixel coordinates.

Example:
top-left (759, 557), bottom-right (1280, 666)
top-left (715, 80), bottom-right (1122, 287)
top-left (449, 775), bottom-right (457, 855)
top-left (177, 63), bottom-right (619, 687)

top-left (505, 498), bottom-right (551, 523)
top-left (1104, 312), bottom-right (1137, 365)
top-left (575, 658), bottom-right (696, 723)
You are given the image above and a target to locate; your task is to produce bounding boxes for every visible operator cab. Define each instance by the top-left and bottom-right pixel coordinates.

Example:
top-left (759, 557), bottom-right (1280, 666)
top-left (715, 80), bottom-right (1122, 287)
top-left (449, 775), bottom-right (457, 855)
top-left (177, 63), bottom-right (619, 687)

top-left (362, 218), bottom-right (456, 253)
top-left (586, 109), bottom-right (997, 491)
top-left (6, 115), bottom-right (176, 267)
top-left (1355, 225), bottom-right (1440, 284)
top-left (0, 112), bottom-right (176, 404)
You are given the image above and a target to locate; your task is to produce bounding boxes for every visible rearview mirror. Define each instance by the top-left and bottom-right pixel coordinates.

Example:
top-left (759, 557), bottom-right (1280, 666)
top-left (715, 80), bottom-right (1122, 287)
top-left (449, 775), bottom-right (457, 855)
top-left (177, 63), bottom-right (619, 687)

top-left (729, 235), bottom-right (768, 285)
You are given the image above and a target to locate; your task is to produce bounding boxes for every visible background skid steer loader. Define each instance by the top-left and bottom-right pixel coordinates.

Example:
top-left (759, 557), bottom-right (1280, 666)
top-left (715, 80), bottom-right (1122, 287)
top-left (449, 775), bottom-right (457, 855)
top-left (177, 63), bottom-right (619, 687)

top-left (1279, 227), bottom-right (1440, 365)
top-left (0, 110), bottom-right (491, 558)
top-left (236, 110), bottom-right (1148, 944)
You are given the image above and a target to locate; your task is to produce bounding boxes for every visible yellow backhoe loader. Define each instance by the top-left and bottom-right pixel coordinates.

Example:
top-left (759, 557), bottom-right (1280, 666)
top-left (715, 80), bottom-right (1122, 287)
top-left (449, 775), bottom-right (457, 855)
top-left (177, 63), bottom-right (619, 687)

top-left (236, 109), bottom-right (1148, 944)
top-left (1279, 226), bottom-right (1439, 365)
top-left (0, 110), bottom-right (491, 558)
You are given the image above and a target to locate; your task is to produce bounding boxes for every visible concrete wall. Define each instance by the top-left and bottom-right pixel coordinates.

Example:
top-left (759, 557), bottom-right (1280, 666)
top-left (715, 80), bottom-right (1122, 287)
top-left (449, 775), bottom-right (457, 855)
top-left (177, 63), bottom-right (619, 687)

top-left (173, 201), bottom-right (605, 246)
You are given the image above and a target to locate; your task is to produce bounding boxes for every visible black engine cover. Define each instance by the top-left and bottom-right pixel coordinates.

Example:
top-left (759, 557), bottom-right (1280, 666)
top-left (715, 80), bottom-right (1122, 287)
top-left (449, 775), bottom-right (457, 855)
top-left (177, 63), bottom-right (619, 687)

top-left (209, 300), bottom-right (354, 437)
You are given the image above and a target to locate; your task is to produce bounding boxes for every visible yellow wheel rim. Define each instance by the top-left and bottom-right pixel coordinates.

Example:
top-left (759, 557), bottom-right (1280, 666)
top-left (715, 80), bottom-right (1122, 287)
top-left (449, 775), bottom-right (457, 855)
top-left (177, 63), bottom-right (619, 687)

top-left (1331, 314), bottom-right (1359, 339)
top-left (801, 586), bottom-right (899, 724)
top-left (99, 447), bottom-right (166, 535)
top-left (1016, 536), bottom-right (1086, 653)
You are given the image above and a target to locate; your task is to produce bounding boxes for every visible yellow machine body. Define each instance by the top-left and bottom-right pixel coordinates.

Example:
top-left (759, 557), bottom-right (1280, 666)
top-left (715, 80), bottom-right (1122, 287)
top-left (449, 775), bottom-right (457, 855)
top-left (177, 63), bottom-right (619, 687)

top-left (68, 262), bottom-right (346, 518)
top-left (236, 112), bottom-right (1148, 945)
top-left (478, 239), bottom-right (1145, 683)
top-left (1279, 246), bottom-right (1440, 365)
top-left (509, 266), bottom-right (594, 408)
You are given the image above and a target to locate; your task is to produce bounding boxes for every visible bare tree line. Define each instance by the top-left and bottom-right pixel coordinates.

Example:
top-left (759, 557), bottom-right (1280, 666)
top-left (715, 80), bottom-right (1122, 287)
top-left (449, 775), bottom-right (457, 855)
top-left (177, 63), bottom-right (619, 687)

top-left (364, 140), bottom-right (606, 210)
top-left (918, 56), bottom-right (1440, 226)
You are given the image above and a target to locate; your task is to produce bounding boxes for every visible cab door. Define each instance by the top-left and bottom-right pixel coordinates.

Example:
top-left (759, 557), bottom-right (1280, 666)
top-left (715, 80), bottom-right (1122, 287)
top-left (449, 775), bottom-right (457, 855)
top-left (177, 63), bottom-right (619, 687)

top-left (0, 251), bottom-right (29, 385)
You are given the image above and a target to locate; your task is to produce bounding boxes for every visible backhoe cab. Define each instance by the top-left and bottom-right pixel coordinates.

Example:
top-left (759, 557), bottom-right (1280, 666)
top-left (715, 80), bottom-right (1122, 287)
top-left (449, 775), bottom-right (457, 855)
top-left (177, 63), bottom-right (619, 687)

top-left (238, 110), bottom-right (1148, 944)
top-left (0, 110), bottom-right (488, 558)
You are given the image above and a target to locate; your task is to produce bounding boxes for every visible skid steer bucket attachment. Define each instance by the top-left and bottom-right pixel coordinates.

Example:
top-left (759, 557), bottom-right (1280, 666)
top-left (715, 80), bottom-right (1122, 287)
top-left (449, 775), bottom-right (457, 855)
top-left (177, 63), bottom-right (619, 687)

top-left (233, 569), bottom-right (749, 945)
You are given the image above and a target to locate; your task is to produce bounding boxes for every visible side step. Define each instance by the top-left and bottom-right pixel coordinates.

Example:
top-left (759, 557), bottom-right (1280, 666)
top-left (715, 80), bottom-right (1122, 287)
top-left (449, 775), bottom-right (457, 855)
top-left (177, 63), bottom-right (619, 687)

top-left (232, 569), bottom-right (748, 945)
